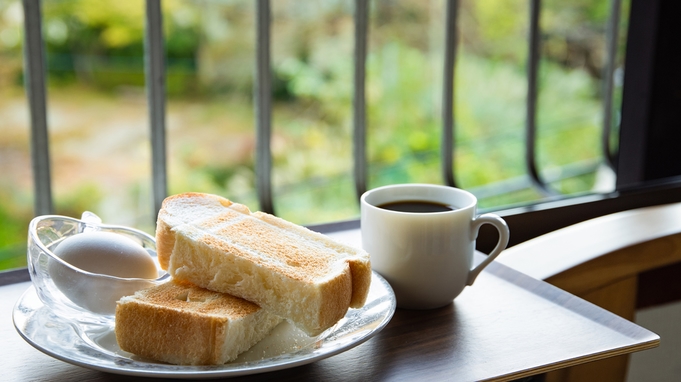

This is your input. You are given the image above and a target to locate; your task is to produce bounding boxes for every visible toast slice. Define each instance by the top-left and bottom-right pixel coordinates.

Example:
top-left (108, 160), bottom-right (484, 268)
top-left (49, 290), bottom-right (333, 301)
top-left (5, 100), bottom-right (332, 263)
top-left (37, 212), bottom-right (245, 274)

top-left (156, 192), bottom-right (371, 336)
top-left (115, 280), bottom-right (282, 365)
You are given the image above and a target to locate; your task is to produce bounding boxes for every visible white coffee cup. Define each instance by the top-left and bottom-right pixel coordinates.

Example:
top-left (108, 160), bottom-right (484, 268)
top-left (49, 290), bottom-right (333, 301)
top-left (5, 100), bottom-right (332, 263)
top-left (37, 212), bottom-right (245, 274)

top-left (361, 183), bottom-right (510, 309)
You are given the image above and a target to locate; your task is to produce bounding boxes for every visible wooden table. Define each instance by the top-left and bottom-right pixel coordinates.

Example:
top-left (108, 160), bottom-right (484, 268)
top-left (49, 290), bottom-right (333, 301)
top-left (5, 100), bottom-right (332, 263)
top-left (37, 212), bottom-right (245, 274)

top-left (2, 229), bottom-right (659, 381)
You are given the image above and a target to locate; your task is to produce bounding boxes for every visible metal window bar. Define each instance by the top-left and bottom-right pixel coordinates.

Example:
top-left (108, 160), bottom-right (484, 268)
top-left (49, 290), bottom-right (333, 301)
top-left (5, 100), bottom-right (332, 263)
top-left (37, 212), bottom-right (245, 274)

top-left (441, 0), bottom-right (459, 188)
top-left (145, 0), bottom-right (168, 217)
top-left (602, 0), bottom-right (623, 170)
top-left (353, 0), bottom-right (369, 199)
top-left (255, 0), bottom-right (274, 214)
top-left (525, 0), bottom-right (557, 196)
top-left (22, 0), bottom-right (52, 216)
top-left (23, 1), bottom-right (624, 220)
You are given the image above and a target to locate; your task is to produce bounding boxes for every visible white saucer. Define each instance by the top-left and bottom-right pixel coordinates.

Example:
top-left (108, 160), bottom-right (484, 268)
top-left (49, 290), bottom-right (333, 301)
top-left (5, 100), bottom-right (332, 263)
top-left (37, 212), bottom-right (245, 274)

top-left (13, 272), bottom-right (395, 379)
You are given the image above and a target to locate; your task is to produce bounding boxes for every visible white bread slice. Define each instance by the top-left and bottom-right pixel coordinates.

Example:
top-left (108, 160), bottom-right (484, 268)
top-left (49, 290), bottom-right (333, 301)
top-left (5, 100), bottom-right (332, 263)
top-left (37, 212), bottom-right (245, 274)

top-left (115, 280), bottom-right (282, 365)
top-left (155, 192), bottom-right (233, 270)
top-left (156, 192), bottom-right (371, 336)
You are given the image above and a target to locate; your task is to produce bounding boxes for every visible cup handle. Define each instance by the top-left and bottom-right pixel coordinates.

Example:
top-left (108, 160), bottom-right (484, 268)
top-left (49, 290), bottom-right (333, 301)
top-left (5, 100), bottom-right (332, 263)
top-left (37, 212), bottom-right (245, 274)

top-left (467, 213), bottom-right (510, 285)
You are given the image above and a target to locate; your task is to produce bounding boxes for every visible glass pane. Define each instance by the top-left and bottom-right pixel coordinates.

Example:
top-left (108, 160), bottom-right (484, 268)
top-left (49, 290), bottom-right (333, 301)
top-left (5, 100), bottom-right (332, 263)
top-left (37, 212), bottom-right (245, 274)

top-left (456, 0), bottom-right (539, 207)
top-left (164, 0), bottom-right (259, 213)
top-left (0, 0), bottom-right (32, 270)
top-left (536, 0), bottom-right (615, 194)
top-left (42, 0), bottom-right (153, 231)
top-left (455, 0), bottom-right (628, 209)
top-left (270, 0), bottom-right (357, 224)
top-left (0, 0), bottom-right (633, 272)
top-left (366, 0), bottom-right (445, 188)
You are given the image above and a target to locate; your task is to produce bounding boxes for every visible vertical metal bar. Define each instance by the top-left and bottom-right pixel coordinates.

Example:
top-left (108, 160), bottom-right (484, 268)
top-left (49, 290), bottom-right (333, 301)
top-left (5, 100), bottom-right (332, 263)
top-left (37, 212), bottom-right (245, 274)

top-left (525, 0), bottom-right (555, 195)
top-left (353, 0), bottom-right (369, 199)
top-left (22, 0), bottom-right (53, 215)
top-left (442, 0), bottom-right (459, 188)
top-left (602, 0), bottom-right (622, 170)
top-left (145, 0), bottom-right (168, 217)
top-left (255, 0), bottom-right (274, 214)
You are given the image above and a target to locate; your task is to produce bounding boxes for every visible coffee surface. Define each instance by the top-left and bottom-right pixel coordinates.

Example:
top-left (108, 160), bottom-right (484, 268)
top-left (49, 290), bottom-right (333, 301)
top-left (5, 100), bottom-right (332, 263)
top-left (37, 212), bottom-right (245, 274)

top-left (377, 200), bottom-right (455, 213)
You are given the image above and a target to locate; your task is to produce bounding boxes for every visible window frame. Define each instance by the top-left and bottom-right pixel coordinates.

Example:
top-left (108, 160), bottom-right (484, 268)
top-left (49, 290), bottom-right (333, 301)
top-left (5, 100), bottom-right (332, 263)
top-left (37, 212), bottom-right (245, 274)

top-left (14, 0), bottom-right (681, 267)
top-left (313, 0), bottom-right (681, 252)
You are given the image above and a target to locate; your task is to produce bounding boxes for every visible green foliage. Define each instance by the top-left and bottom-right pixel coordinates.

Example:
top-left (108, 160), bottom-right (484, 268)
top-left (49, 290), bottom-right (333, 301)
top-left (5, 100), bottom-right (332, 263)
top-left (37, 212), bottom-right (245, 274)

top-left (464, 0), bottom-right (529, 63)
top-left (268, 36), bottom-right (604, 218)
top-left (37, 0), bottom-right (201, 95)
top-left (366, 42), bottom-right (440, 163)
top-left (54, 183), bottom-right (104, 220)
top-left (0, 0), bottom-right (623, 270)
top-left (0, 191), bottom-right (31, 270)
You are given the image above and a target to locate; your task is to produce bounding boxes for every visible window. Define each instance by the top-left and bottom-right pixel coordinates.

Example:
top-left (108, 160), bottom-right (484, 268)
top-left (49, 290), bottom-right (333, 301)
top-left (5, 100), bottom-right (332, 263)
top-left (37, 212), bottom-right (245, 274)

top-left (1, 0), bottom-right (680, 272)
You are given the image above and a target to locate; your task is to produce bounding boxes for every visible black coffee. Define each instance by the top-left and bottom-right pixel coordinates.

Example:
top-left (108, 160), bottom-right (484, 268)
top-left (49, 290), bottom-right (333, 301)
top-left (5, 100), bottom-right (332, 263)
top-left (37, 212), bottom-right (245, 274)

top-left (377, 200), bottom-right (455, 213)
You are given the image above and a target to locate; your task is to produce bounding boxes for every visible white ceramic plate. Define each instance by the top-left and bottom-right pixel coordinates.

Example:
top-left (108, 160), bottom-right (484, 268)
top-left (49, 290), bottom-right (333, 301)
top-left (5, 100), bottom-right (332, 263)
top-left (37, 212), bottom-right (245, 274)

top-left (14, 272), bottom-right (395, 379)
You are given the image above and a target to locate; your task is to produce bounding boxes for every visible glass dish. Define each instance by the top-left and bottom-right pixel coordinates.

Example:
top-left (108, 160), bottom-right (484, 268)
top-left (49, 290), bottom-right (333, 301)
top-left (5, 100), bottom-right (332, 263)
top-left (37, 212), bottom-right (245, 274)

top-left (14, 271), bottom-right (396, 378)
top-left (27, 212), bottom-right (168, 324)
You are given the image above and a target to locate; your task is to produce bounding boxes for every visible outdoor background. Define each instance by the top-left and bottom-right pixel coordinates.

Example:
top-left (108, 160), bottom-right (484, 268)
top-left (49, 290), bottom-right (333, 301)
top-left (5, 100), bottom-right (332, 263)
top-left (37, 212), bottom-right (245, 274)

top-left (0, 0), bottom-right (629, 270)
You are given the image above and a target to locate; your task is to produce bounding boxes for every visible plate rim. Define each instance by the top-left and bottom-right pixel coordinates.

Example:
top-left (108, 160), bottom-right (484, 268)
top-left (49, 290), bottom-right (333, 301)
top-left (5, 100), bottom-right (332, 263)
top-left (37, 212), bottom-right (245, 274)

top-left (13, 271), bottom-right (396, 379)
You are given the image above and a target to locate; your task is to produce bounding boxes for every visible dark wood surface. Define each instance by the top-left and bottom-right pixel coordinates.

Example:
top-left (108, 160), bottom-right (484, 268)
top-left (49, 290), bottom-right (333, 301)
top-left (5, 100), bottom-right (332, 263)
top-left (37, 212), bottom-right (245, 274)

top-left (2, 229), bottom-right (660, 381)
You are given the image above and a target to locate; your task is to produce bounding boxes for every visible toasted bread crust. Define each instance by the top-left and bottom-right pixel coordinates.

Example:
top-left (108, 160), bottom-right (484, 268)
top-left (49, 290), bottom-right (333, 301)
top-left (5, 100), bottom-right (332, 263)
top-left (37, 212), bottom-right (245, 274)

top-left (155, 218), bottom-right (174, 270)
top-left (170, 226), bottom-right (352, 335)
top-left (155, 192), bottom-right (371, 336)
top-left (156, 192), bottom-right (233, 269)
top-left (251, 211), bottom-right (371, 307)
top-left (115, 281), bottom-right (281, 365)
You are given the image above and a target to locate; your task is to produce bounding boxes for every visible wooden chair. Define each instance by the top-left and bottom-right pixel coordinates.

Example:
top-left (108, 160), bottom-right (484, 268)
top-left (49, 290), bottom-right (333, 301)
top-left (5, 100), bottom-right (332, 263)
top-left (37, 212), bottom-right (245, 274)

top-left (497, 202), bottom-right (681, 382)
